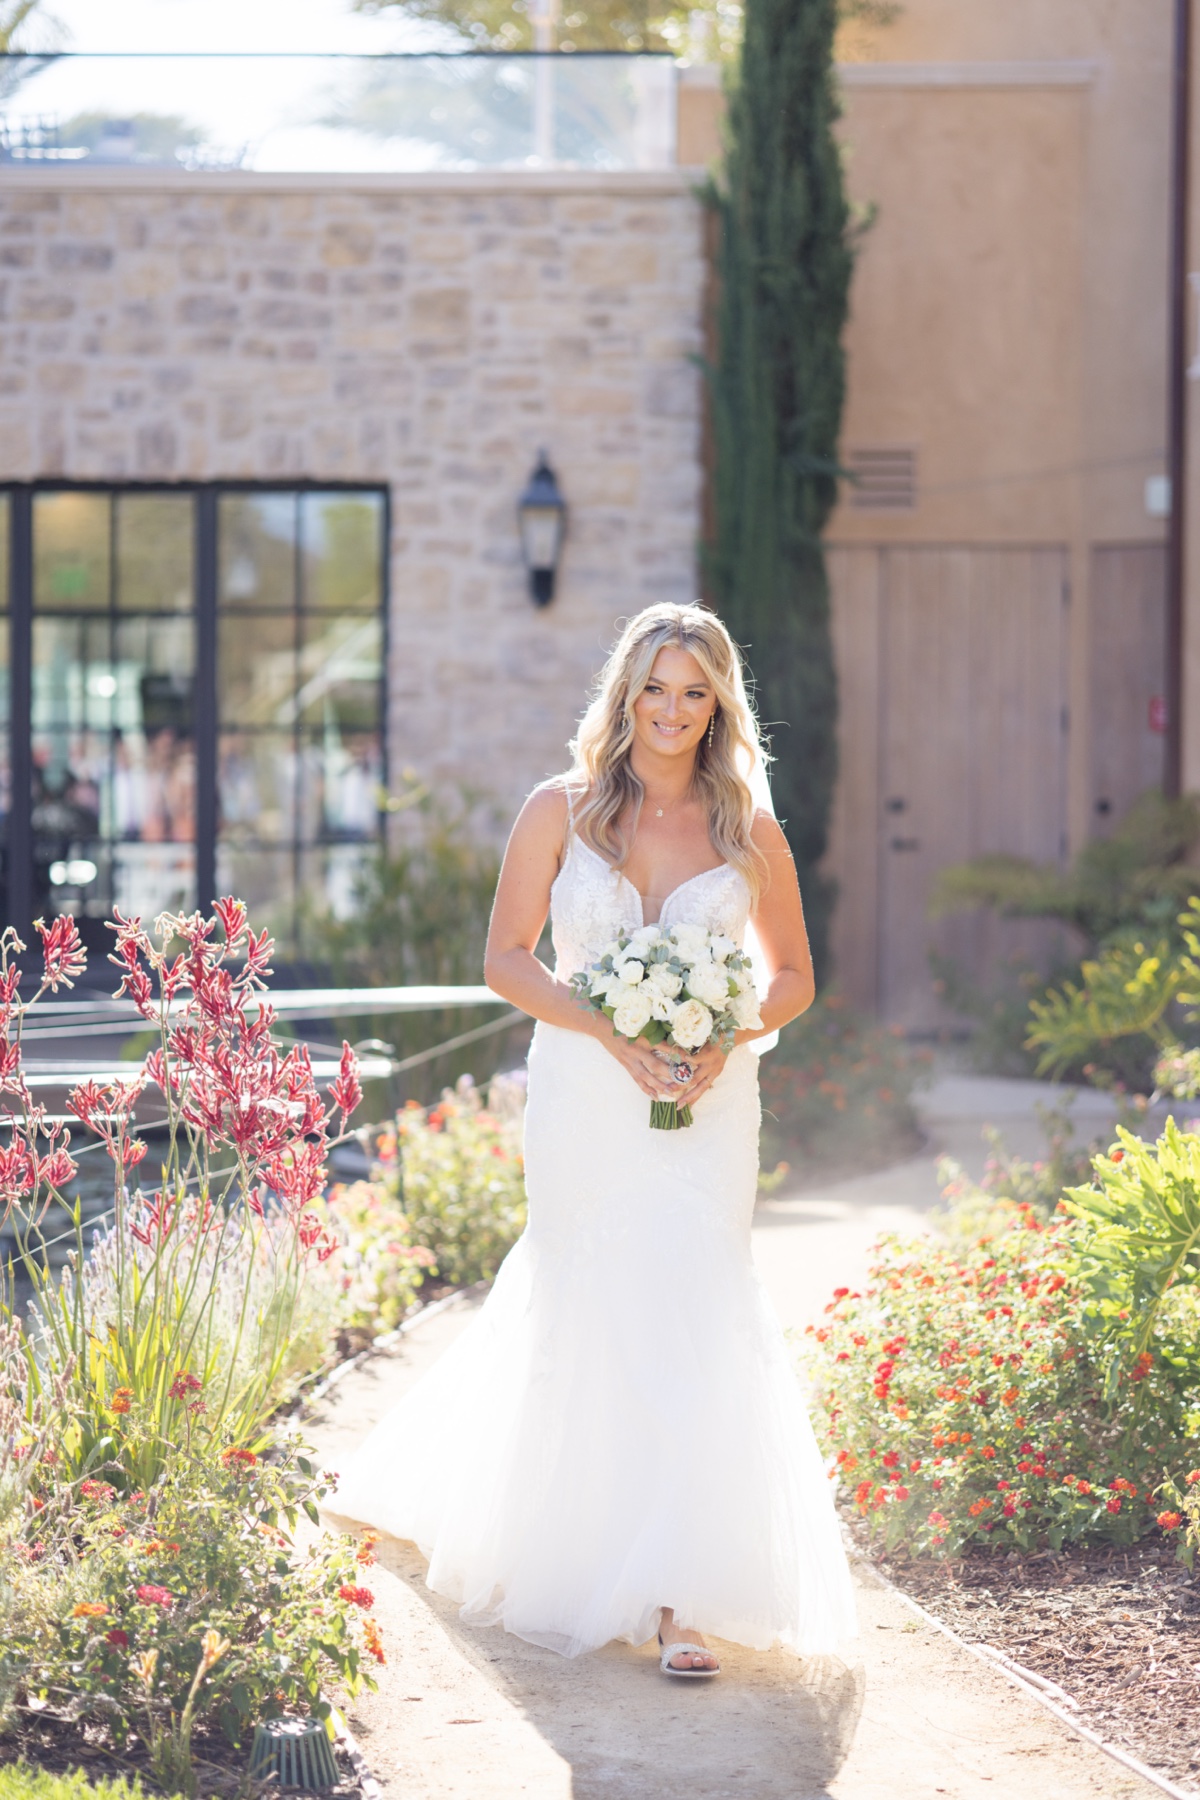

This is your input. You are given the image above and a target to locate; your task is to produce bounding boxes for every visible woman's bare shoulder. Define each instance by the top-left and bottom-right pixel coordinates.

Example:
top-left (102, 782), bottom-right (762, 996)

top-left (510, 779), bottom-right (574, 850)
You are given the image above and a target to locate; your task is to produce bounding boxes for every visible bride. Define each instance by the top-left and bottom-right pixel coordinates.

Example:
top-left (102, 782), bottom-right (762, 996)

top-left (328, 602), bottom-right (857, 1678)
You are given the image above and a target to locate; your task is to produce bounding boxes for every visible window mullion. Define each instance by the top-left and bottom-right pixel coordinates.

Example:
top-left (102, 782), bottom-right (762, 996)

top-left (195, 488), bottom-right (218, 914)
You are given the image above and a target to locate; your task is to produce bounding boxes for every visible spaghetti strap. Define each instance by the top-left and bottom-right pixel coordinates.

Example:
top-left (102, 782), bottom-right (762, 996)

top-left (563, 781), bottom-right (577, 835)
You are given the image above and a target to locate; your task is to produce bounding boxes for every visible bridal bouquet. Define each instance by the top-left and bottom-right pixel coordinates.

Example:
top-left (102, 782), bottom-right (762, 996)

top-left (571, 922), bottom-right (763, 1129)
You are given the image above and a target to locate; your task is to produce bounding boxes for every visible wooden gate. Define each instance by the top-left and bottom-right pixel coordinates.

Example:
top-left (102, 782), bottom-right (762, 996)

top-left (1088, 544), bottom-right (1166, 830)
top-left (826, 544), bottom-right (1070, 1028)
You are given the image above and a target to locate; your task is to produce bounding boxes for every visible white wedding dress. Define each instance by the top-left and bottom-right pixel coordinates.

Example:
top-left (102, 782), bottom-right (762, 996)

top-left (327, 825), bottom-right (858, 1659)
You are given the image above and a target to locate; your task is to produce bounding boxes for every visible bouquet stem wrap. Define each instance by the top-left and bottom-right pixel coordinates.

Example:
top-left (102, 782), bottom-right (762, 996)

top-left (650, 1098), bottom-right (693, 1130)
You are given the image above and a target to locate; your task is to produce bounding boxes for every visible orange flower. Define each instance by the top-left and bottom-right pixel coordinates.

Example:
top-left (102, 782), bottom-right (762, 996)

top-left (221, 1447), bottom-right (257, 1470)
top-left (72, 1602), bottom-right (108, 1619)
top-left (1158, 1511), bottom-right (1183, 1530)
top-left (1001, 1387), bottom-right (1019, 1407)
top-left (110, 1388), bottom-right (133, 1415)
top-left (362, 1618), bottom-right (386, 1664)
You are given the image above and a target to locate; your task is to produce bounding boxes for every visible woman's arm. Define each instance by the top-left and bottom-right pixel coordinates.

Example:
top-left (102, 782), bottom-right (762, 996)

top-left (737, 810), bottom-right (816, 1042)
top-left (675, 811), bottom-right (815, 1107)
top-left (483, 787), bottom-right (679, 1100)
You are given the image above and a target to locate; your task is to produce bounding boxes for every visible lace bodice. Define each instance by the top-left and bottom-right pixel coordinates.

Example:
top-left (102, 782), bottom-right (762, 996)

top-left (549, 831), bottom-right (751, 981)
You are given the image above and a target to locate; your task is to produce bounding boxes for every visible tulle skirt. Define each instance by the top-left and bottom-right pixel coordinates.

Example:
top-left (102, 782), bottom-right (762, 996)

top-left (325, 1022), bottom-right (857, 1658)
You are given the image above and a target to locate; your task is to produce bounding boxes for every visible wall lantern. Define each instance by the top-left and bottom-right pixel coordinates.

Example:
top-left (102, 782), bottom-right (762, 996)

top-left (517, 452), bottom-right (567, 607)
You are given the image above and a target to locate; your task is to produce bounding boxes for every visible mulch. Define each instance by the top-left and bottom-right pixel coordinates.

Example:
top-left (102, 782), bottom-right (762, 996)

top-left (866, 1531), bottom-right (1200, 1795)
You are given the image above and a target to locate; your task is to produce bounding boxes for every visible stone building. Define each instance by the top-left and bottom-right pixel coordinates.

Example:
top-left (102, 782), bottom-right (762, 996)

top-left (0, 159), bottom-right (706, 953)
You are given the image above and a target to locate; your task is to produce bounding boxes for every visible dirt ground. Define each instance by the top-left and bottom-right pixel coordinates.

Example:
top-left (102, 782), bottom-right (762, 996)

top-left (873, 1537), bottom-right (1200, 1796)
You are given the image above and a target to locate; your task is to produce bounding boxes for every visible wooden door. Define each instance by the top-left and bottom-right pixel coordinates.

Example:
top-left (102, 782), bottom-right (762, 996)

top-left (876, 546), bottom-right (1070, 1028)
top-left (1089, 544), bottom-right (1166, 831)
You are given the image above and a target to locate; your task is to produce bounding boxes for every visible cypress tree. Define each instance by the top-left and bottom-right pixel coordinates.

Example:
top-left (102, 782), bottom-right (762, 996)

top-left (706, 0), bottom-right (853, 984)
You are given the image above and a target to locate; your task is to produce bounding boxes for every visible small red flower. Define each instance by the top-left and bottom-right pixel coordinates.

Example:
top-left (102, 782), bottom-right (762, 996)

top-left (221, 1447), bottom-right (258, 1470)
top-left (135, 1584), bottom-right (173, 1608)
top-left (110, 1387), bottom-right (133, 1415)
top-left (168, 1370), bottom-right (202, 1401)
top-left (1158, 1511), bottom-right (1183, 1530)
top-left (1106, 1496), bottom-right (1122, 1515)
top-left (337, 1584), bottom-right (375, 1609)
top-left (105, 1628), bottom-right (129, 1648)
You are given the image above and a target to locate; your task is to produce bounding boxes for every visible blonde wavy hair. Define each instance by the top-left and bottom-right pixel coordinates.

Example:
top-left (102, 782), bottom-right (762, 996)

top-left (562, 603), bottom-right (770, 903)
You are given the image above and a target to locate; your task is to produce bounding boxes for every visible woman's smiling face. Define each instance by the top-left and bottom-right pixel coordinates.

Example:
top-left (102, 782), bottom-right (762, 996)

top-left (630, 644), bottom-right (716, 761)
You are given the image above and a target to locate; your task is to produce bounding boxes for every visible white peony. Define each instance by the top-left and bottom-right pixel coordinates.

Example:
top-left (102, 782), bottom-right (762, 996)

top-left (686, 959), bottom-right (732, 1010)
top-left (630, 924), bottom-right (661, 950)
top-left (646, 963), bottom-right (683, 1000)
top-left (611, 988), bottom-right (655, 1038)
top-left (589, 971), bottom-right (615, 998)
top-left (730, 987), bottom-right (764, 1030)
top-left (709, 934), bottom-right (737, 964)
top-left (649, 991), bottom-right (678, 1024)
top-left (670, 923), bottom-right (710, 963)
top-left (671, 998), bottom-right (714, 1050)
top-left (614, 958), bottom-right (646, 986)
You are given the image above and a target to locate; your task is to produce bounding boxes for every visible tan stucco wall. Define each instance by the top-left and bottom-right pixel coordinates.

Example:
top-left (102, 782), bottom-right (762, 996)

top-left (0, 171), bottom-right (706, 826)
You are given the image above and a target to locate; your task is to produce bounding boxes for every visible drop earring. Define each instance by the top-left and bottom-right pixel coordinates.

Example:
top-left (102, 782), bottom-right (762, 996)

top-left (707, 712), bottom-right (716, 747)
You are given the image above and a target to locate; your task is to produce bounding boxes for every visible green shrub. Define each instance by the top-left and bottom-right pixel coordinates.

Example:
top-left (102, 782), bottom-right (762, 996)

top-left (930, 790), bottom-right (1200, 954)
top-left (806, 1120), bottom-right (1200, 1558)
top-left (373, 1075), bottom-right (527, 1288)
top-left (0, 1767), bottom-right (148, 1800)
top-left (0, 1438), bottom-right (379, 1769)
top-left (759, 995), bottom-right (932, 1177)
top-left (929, 792), bottom-right (1200, 1086)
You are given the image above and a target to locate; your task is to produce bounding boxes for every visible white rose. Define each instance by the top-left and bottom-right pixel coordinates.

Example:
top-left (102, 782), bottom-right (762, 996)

top-left (589, 972), bottom-right (614, 998)
top-left (601, 940), bottom-right (625, 962)
top-left (649, 991), bottom-right (678, 1024)
top-left (686, 960), bottom-right (732, 1010)
top-left (730, 988), bottom-right (764, 1030)
top-left (670, 923), bottom-right (710, 962)
top-left (646, 963), bottom-right (683, 1000)
top-left (670, 998), bottom-right (714, 1051)
top-left (612, 989), bottom-right (655, 1038)
top-left (710, 935), bottom-right (737, 964)
top-left (630, 924), bottom-right (661, 949)
top-left (614, 958), bottom-right (646, 986)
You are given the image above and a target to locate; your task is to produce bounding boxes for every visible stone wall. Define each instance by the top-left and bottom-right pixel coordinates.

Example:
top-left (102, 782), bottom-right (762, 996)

top-left (0, 170), bottom-right (706, 830)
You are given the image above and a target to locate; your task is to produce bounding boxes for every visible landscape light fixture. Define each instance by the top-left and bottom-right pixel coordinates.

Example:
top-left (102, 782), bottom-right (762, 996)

top-left (517, 452), bottom-right (567, 606)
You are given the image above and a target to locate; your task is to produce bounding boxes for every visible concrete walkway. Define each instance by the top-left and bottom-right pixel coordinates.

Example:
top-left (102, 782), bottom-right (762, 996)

top-left (305, 1076), bottom-right (1156, 1800)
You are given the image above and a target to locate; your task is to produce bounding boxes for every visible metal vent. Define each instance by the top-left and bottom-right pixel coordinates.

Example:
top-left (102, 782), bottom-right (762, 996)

top-left (846, 446), bottom-right (918, 511)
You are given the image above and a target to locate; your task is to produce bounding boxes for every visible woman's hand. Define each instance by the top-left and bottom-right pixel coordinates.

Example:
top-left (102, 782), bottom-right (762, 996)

top-left (670, 1041), bottom-right (728, 1109)
top-left (589, 1019), bottom-right (682, 1100)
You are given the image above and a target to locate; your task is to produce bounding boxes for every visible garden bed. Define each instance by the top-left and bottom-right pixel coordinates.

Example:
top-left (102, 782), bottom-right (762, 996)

top-left (867, 1534), bottom-right (1200, 1796)
top-left (0, 1718), bottom-right (362, 1800)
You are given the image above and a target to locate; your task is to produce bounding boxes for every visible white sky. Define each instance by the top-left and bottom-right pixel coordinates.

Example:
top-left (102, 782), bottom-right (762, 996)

top-left (44, 0), bottom-right (446, 54)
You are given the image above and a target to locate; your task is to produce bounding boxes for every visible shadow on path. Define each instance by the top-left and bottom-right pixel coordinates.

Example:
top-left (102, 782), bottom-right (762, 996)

top-left (374, 1537), bottom-right (864, 1800)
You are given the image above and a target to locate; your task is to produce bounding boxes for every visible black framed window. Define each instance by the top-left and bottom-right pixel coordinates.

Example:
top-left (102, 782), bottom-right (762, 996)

top-left (3, 483), bottom-right (388, 959)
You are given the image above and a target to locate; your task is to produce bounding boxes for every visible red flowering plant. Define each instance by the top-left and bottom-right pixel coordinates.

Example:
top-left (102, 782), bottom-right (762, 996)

top-left (369, 1072), bottom-right (527, 1288)
top-left (806, 1162), bottom-right (1200, 1557)
top-left (8, 902), bottom-right (362, 1488)
top-left (3, 1439), bottom-right (379, 1757)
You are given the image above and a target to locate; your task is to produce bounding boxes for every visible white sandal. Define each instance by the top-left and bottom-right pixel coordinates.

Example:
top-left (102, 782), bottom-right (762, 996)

top-left (658, 1630), bottom-right (720, 1679)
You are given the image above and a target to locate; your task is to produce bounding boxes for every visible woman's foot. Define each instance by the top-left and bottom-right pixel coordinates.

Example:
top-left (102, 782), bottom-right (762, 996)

top-left (658, 1610), bottom-right (719, 1673)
